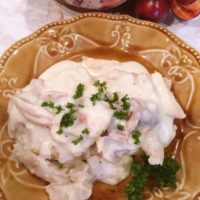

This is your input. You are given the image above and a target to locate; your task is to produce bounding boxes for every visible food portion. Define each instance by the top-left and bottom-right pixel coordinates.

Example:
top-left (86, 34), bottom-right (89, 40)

top-left (7, 57), bottom-right (185, 200)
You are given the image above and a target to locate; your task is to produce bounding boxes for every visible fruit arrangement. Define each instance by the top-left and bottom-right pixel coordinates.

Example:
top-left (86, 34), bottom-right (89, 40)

top-left (56, 0), bottom-right (200, 22)
top-left (133, 0), bottom-right (200, 22)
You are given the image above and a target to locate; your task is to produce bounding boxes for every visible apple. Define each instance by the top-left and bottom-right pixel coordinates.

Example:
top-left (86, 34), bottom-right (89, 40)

top-left (134, 0), bottom-right (170, 22)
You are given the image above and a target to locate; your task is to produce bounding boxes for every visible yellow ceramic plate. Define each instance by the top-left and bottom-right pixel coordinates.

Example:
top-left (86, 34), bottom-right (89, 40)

top-left (0, 13), bottom-right (200, 200)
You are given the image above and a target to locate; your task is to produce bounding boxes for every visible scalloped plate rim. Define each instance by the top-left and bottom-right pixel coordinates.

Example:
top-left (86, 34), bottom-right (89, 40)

top-left (0, 12), bottom-right (200, 72)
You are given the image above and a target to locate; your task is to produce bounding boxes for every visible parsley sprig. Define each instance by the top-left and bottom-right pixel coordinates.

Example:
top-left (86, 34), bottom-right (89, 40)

top-left (41, 101), bottom-right (64, 114)
top-left (126, 154), bottom-right (180, 200)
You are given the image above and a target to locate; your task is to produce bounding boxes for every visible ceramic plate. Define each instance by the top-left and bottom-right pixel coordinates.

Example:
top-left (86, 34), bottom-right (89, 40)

top-left (0, 13), bottom-right (200, 200)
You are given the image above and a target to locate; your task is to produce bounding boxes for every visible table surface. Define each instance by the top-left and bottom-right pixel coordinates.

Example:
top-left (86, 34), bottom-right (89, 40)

top-left (0, 0), bottom-right (200, 55)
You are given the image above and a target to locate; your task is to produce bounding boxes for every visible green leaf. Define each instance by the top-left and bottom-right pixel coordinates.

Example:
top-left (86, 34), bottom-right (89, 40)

top-left (117, 125), bottom-right (124, 131)
top-left (90, 92), bottom-right (106, 105)
top-left (56, 128), bottom-right (63, 135)
top-left (113, 110), bottom-right (127, 120)
top-left (78, 104), bottom-right (85, 108)
top-left (82, 128), bottom-right (90, 135)
top-left (151, 156), bottom-right (180, 187)
top-left (94, 80), bottom-right (107, 92)
top-left (41, 101), bottom-right (63, 114)
top-left (126, 159), bottom-right (148, 200)
top-left (58, 163), bottom-right (64, 169)
top-left (72, 135), bottom-right (83, 145)
top-left (121, 94), bottom-right (131, 111)
top-left (132, 130), bottom-right (142, 145)
top-left (60, 112), bottom-right (76, 128)
top-left (125, 154), bottom-right (180, 200)
top-left (105, 92), bottom-right (119, 110)
top-left (73, 83), bottom-right (85, 99)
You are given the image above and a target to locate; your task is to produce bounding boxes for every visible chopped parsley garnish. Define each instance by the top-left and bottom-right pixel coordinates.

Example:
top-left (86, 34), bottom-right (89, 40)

top-left (90, 80), bottom-right (107, 105)
top-left (94, 80), bottom-right (107, 92)
top-left (73, 83), bottom-right (85, 99)
top-left (41, 101), bottom-right (64, 114)
top-left (41, 101), bottom-right (54, 108)
top-left (105, 92), bottom-right (119, 109)
top-left (59, 102), bottom-right (76, 132)
top-left (117, 125), bottom-right (124, 131)
top-left (72, 135), bottom-right (83, 145)
top-left (60, 112), bottom-right (76, 128)
top-left (106, 92), bottom-right (119, 103)
top-left (78, 104), bottom-right (85, 108)
top-left (121, 94), bottom-right (131, 111)
top-left (111, 94), bottom-right (131, 120)
top-left (132, 130), bottom-right (141, 145)
top-left (72, 128), bottom-right (90, 145)
top-left (66, 102), bottom-right (76, 110)
top-left (90, 92), bottom-right (106, 105)
top-left (82, 128), bottom-right (90, 135)
top-left (55, 105), bottom-right (64, 114)
top-left (125, 154), bottom-right (180, 200)
top-left (58, 163), bottom-right (64, 169)
top-left (113, 110), bottom-right (127, 120)
top-left (56, 128), bottom-right (63, 135)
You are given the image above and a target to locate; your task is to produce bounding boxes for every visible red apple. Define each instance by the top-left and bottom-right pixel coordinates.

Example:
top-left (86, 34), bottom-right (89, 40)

top-left (134, 0), bottom-right (170, 22)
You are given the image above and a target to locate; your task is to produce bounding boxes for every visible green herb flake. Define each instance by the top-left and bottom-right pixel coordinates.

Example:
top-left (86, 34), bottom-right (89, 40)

top-left (105, 92), bottom-right (119, 110)
top-left (55, 105), bottom-right (64, 114)
top-left (108, 92), bottom-right (119, 103)
top-left (60, 112), bottom-right (76, 128)
top-left (82, 128), bottom-right (90, 135)
top-left (90, 80), bottom-right (108, 105)
top-left (56, 128), bottom-right (63, 135)
top-left (132, 130), bottom-right (141, 145)
top-left (58, 163), bottom-right (64, 169)
top-left (72, 135), bottom-right (83, 145)
top-left (78, 104), bottom-right (85, 108)
top-left (94, 80), bottom-right (107, 92)
top-left (73, 83), bottom-right (85, 99)
top-left (90, 92), bottom-right (106, 105)
top-left (41, 101), bottom-right (54, 108)
top-left (57, 102), bottom-right (77, 134)
top-left (66, 102), bottom-right (75, 110)
top-left (41, 101), bottom-right (63, 114)
top-left (113, 110), bottom-right (127, 120)
top-left (121, 94), bottom-right (131, 111)
top-left (117, 125), bottom-right (124, 131)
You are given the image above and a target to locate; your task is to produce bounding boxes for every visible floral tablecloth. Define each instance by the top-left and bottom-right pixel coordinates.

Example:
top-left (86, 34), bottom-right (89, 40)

top-left (0, 0), bottom-right (199, 55)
